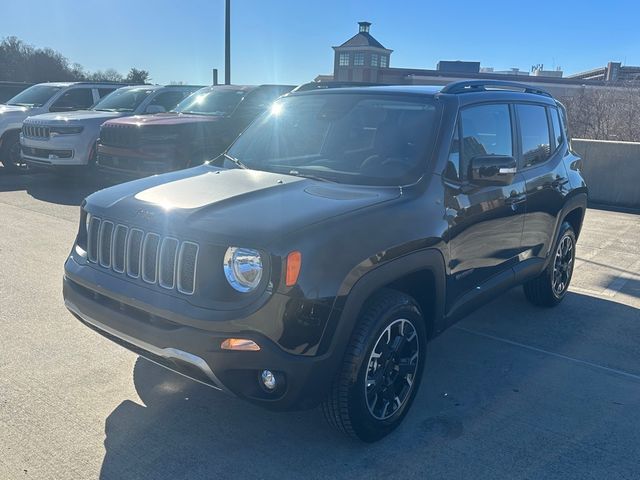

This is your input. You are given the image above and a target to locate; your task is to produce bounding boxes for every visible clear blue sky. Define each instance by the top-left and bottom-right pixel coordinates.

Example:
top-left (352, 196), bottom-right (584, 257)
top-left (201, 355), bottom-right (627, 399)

top-left (2, 0), bottom-right (639, 85)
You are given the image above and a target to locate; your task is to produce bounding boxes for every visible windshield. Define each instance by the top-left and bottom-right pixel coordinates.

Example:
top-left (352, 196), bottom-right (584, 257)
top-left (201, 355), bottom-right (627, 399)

top-left (93, 87), bottom-right (155, 112)
top-left (226, 93), bottom-right (439, 186)
top-left (174, 89), bottom-right (246, 116)
top-left (6, 84), bottom-right (63, 107)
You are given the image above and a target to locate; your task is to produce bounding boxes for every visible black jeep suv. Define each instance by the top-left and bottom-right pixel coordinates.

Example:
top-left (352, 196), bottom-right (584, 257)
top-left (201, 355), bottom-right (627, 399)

top-left (63, 81), bottom-right (587, 441)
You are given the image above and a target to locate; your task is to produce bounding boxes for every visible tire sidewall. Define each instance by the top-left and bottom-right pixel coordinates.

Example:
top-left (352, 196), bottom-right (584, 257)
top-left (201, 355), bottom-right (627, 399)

top-left (549, 223), bottom-right (576, 301)
top-left (348, 300), bottom-right (427, 441)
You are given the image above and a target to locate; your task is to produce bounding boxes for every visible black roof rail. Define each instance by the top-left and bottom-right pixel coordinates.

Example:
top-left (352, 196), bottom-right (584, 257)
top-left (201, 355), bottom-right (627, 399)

top-left (440, 80), bottom-right (552, 97)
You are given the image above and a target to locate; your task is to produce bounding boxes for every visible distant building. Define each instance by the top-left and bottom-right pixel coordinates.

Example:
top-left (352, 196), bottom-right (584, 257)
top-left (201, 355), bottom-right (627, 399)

top-left (316, 22), bottom-right (640, 98)
top-left (332, 22), bottom-right (393, 83)
top-left (569, 62), bottom-right (640, 82)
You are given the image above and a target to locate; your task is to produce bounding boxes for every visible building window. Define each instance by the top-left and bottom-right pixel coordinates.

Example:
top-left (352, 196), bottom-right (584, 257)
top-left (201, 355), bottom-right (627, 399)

top-left (380, 55), bottom-right (388, 68)
top-left (354, 53), bottom-right (364, 66)
top-left (371, 54), bottom-right (378, 67)
top-left (339, 53), bottom-right (350, 67)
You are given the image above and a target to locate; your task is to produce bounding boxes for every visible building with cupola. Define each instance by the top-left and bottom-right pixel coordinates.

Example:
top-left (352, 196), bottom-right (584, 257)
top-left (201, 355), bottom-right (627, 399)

top-left (331, 22), bottom-right (393, 83)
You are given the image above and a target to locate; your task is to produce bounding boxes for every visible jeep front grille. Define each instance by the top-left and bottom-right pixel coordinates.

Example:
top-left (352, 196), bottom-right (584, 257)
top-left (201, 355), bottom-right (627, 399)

top-left (23, 124), bottom-right (50, 139)
top-left (100, 124), bottom-right (139, 147)
top-left (86, 217), bottom-right (198, 295)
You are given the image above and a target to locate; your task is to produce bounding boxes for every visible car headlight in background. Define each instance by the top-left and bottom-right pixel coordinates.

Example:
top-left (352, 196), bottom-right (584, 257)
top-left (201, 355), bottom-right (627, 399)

top-left (50, 126), bottom-right (84, 136)
top-left (223, 247), bottom-right (263, 292)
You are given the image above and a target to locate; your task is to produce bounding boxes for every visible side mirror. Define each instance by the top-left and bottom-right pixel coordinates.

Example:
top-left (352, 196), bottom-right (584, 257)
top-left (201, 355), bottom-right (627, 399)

top-left (470, 155), bottom-right (517, 186)
top-left (145, 104), bottom-right (166, 114)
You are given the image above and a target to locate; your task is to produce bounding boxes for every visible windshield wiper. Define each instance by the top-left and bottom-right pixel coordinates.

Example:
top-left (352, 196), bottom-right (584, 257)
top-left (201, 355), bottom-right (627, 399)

top-left (224, 152), bottom-right (248, 169)
top-left (287, 170), bottom-right (337, 183)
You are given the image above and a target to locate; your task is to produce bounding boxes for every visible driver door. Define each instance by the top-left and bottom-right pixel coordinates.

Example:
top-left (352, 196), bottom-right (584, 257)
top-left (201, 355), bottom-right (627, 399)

top-left (444, 103), bottom-right (526, 315)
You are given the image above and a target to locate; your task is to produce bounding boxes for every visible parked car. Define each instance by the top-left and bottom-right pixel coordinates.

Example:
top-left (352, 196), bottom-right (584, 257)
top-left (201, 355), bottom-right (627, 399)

top-left (95, 84), bottom-right (294, 178)
top-left (0, 81), bottom-right (34, 103)
top-left (63, 81), bottom-right (587, 441)
top-left (20, 85), bottom-right (202, 172)
top-left (0, 82), bottom-right (131, 172)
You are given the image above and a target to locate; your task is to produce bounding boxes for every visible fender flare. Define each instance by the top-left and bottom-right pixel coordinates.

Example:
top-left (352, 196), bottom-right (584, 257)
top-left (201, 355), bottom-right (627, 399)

top-left (318, 248), bottom-right (447, 365)
top-left (545, 191), bottom-right (588, 268)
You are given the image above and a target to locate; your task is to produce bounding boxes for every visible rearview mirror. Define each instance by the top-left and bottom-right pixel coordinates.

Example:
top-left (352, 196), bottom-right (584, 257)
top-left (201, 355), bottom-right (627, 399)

top-left (145, 104), bottom-right (166, 114)
top-left (470, 155), bottom-right (516, 186)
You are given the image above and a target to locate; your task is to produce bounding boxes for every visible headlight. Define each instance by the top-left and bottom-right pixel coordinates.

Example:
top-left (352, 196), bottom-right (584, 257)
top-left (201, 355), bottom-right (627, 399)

top-left (50, 126), bottom-right (84, 135)
top-left (223, 247), bottom-right (263, 292)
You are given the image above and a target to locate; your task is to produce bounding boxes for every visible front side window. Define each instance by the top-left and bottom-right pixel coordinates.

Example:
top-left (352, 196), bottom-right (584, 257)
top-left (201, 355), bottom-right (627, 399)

top-left (354, 53), bottom-right (365, 66)
top-left (93, 87), bottom-right (155, 112)
top-left (517, 104), bottom-right (551, 167)
top-left (51, 88), bottom-right (94, 111)
top-left (339, 53), bottom-right (350, 66)
top-left (380, 55), bottom-right (388, 68)
top-left (148, 90), bottom-right (188, 111)
top-left (371, 54), bottom-right (379, 67)
top-left (174, 88), bottom-right (246, 116)
top-left (226, 93), bottom-right (439, 186)
top-left (460, 104), bottom-right (513, 179)
top-left (6, 84), bottom-right (63, 107)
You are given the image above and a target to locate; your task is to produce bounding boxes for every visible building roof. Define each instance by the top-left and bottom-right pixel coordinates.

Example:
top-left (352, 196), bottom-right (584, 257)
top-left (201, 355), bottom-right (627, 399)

top-left (336, 31), bottom-right (387, 49)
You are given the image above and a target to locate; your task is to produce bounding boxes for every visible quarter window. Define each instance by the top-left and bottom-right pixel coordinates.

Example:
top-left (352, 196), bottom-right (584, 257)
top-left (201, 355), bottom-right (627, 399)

top-left (517, 104), bottom-right (551, 167)
top-left (354, 53), bottom-right (365, 66)
top-left (459, 104), bottom-right (513, 180)
top-left (339, 53), bottom-right (350, 66)
top-left (550, 107), bottom-right (563, 150)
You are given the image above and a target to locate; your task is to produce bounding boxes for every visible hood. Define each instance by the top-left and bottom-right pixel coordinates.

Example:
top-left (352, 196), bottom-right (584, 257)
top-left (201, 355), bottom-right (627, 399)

top-left (26, 110), bottom-right (124, 125)
top-left (105, 112), bottom-right (223, 127)
top-left (0, 104), bottom-right (32, 126)
top-left (85, 166), bottom-right (400, 246)
top-left (0, 104), bottom-right (30, 114)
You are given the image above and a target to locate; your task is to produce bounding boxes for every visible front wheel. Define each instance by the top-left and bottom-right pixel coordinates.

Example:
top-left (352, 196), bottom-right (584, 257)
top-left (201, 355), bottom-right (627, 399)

top-left (322, 289), bottom-right (427, 442)
top-left (1, 132), bottom-right (28, 173)
top-left (523, 222), bottom-right (576, 307)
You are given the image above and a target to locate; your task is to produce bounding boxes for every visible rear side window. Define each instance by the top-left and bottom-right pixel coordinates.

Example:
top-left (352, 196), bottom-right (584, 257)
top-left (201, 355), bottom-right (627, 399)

top-left (517, 104), bottom-right (551, 168)
top-left (459, 104), bottom-right (512, 180)
top-left (50, 88), bottom-right (95, 111)
top-left (550, 107), bottom-right (563, 150)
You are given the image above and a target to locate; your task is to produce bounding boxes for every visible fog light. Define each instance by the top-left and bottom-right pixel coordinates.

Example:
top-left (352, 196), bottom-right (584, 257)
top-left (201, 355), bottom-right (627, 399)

top-left (261, 370), bottom-right (277, 390)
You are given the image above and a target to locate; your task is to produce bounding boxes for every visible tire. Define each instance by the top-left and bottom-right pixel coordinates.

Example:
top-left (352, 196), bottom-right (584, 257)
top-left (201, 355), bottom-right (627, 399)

top-left (0, 131), bottom-right (28, 173)
top-left (523, 221), bottom-right (576, 307)
top-left (322, 289), bottom-right (427, 442)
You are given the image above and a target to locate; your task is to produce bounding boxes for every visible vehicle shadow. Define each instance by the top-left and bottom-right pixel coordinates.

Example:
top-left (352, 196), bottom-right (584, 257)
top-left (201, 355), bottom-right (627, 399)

top-left (98, 290), bottom-right (640, 480)
top-left (0, 166), bottom-right (111, 205)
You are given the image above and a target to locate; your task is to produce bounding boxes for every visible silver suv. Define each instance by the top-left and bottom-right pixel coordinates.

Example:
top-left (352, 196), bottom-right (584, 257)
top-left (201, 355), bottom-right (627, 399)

top-left (0, 82), bottom-right (125, 172)
top-left (20, 85), bottom-right (202, 172)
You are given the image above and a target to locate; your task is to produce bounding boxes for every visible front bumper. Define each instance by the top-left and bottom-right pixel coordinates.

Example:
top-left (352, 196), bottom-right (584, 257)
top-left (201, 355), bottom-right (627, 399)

top-left (20, 134), bottom-right (93, 166)
top-left (63, 270), bottom-right (339, 411)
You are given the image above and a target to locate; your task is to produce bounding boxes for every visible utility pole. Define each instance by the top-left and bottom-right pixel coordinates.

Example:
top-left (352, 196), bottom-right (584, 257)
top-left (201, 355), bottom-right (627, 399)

top-left (225, 0), bottom-right (231, 85)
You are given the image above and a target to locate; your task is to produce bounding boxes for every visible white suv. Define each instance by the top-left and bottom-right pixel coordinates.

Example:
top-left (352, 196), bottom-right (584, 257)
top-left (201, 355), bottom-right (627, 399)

top-left (0, 82), bottom-right (124, 172)
top-left (20, 85), bottom-right (202, 173)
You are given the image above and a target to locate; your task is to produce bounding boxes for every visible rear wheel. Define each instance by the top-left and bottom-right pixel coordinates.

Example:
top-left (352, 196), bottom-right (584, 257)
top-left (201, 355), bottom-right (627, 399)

top-left (322, 289), bottom-right (427, 442)
top-left (523, 222), bottom-right (576, 307)
top-left (1, 132), bottom-right (28, 173)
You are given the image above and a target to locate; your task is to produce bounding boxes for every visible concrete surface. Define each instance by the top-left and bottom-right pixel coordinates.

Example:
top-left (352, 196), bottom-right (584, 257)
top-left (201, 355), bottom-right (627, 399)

top-left (1, 170), bottom-right (639, 480)
top-left (572, 138), bottom-right (640, 209)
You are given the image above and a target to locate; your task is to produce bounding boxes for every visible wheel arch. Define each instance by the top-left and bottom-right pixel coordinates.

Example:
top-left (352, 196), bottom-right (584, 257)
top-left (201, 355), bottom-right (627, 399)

top-left (320, 248), bottom-right (447, 367)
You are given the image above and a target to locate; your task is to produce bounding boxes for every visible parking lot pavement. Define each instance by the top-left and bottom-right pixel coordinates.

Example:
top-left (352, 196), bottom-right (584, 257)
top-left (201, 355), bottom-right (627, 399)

top-left (1, 170), bottom-right (639, 480)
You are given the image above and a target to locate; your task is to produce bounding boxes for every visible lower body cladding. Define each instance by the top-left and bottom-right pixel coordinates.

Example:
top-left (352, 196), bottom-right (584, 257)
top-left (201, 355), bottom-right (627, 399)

top-left (62, 275), bottom-right (339, 411)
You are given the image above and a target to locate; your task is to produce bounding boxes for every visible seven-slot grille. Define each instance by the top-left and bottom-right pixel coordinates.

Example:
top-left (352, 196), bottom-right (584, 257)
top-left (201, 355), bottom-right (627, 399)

top-left (23, 124), bottom-right (50, 139)
top-left (86, 216), bottom-right (198, 294)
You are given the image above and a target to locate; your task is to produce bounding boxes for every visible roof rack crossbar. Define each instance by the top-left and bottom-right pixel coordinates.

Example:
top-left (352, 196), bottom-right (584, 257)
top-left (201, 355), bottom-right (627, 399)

top-left (440, 80), bottom-right (552, 97)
